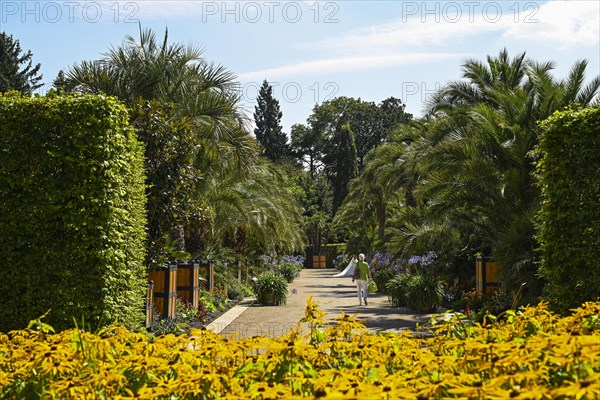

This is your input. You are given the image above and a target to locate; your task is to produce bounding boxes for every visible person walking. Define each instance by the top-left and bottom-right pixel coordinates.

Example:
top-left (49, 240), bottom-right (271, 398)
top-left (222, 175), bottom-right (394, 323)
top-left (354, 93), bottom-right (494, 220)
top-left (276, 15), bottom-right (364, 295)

top-left (352, 253), bottom-right (373, 305)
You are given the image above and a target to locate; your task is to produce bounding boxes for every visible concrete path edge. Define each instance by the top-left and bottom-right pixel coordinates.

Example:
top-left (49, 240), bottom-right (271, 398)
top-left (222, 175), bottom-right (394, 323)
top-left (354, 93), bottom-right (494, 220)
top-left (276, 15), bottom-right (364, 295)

top-left (206, 296), bottom-right (255, 334)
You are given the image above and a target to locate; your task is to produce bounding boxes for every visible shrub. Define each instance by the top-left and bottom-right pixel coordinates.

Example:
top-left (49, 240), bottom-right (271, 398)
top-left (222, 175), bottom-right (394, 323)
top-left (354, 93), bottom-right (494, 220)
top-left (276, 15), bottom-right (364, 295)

top-left (469, 290), bottom-right (513, 323)
top-left (226, 280), bottom-right (252, 301)
top-left (277, 262), bottom-right (301, 283)
top-left (405, 274), bottom-right (445, 313)
top-left (204, 288), bottom-right (229, 311)
top-left (252, 271), bottom-right (288, 306)
top-left (535, 105), bottom-right (600, 314)
top-left (461, 288), bottom-right (484, 312)
top-left (0, 92), bottom-right (147, 332)
top-left (149, 298), bottom-right (194, 336)
top-left (386, 273), bottom-right (411, 307)
top-left (372, 267), bottom-right (395, 294)
top-left (387, 273), bottom-right (446, 312)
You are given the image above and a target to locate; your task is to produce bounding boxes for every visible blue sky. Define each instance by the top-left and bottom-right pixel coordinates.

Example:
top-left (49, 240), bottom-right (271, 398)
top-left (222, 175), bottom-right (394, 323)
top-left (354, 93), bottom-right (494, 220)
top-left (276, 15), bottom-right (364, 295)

top-left (2, 0), bottom-right (599, 132)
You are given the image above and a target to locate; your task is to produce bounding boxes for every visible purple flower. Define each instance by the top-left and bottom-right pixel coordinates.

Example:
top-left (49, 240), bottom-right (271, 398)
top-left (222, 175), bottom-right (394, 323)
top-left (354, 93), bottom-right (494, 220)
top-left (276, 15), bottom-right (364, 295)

top-left (405, 251), bottom-right (437, 272)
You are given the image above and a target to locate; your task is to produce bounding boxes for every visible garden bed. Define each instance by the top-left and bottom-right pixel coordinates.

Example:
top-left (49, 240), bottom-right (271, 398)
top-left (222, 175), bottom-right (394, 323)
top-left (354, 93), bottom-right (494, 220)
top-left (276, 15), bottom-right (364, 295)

top-left (2, 299), bottom-right (598, 398)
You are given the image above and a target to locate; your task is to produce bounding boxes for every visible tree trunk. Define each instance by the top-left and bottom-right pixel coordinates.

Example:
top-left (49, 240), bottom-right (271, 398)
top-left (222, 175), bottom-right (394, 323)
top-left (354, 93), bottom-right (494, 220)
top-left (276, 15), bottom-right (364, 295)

top-left (405, 184), bottom-right (417, 207)
top-left (376, 202), bottom-right (386, 251)
top-left (171, 225), bottom-right (186, 252)
top-left (234, 226), bottom-right (249, 254)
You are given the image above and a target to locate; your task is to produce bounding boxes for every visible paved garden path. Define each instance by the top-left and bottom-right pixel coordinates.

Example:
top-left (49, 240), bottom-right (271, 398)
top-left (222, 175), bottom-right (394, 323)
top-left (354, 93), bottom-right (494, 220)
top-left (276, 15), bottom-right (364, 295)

top-left (208, 268), bottom-right (433, 340)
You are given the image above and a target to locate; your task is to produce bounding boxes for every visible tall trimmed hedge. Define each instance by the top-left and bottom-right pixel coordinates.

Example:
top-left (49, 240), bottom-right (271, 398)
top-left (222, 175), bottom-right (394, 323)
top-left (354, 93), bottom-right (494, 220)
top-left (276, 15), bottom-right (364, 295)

top-left (535, 105), bottom-right (600, 314)
top-left (0, 92), bottom-right (147, 332)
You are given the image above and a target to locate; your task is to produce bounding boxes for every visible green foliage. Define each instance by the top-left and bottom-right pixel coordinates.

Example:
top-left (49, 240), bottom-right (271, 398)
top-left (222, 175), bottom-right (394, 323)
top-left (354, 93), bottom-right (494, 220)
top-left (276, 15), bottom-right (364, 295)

top-left (535, 105), bottom-right (600, 314)
top-left (130, 100), bottom-right (197, 268)
top-left (296, 96), bottom-right (411, 253)
top-left (276, 262), bottom-right (301, 283)
top-left (0, 92), bottom-right (147, 332)
top-left (253, 80), bottom-right (289, 162)
top-left (175, 297), bottom-right (199, 324)
top-left (332, 123), bottom-right (358, 213)
top-left (386, 273), bottom-right (445, 312)
top-left (150, 297), bottom-right (199, 336)
top-left (252, 271), bottom-right (288, 306)
top-left (199, 290), bottom-right (224, 313)
top-left (51, 70), bottom-right (73, 93)
top-left (0, 32), bottom-right (43, 95)
top-left (66, 27), bottom-right (304, 258)
top-left (201, 256), bottom-right (253, 301)
top-left (207, 257), bottom-right (237, 294)
top-left (26, 310), bottom-right (55, 334)
top-left (324, 243), bottom-right (346, 268)
top-left (301, 171), bottom-right (333, 255)
top-left (332, 124), bottom-right (424, 253)
top-left (334, 49), bottom-right (599, 301)
top-left (290, 123), bottom-right (322, 177)
top-left (385, 273), bottom-right (411, 307)
top-left (404, 274), bottom-right (445, 313)
top-left (468, 290), bottom-right (513, 323)
top-left (311, 96), bottom-right (411, 171)
top-left (372, 267), bottom-right (395, 294)
top-left (198, 161), bottom-right (307, 256)
top-left (226, 280), bottom-right (252, 301)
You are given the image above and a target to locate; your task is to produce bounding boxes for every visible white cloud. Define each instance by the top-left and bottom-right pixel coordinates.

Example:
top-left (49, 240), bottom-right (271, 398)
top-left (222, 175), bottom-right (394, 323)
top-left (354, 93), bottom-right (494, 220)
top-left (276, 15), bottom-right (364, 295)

top-left (238, 53), bottom-right (466, 80)
top-left (100, 0), bottom-right (597, 81)
top-left (301, 0), bottom-right (599, 54)
top-left (109, 0), bottom-right (598, 50)
top-left (503, 1), bottom-right (600, 47)
top-left (296, 7), bottom-right (503, 53)
top-left (236, 1), bottom-right (598, 84)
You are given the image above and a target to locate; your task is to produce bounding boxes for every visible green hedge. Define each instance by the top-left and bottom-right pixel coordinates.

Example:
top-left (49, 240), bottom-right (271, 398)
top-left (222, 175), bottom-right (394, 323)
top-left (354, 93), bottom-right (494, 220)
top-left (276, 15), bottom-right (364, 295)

top-left (0, 92), bottom-right (147, 332)
top-left (535, 105), bottom-right (600, 314)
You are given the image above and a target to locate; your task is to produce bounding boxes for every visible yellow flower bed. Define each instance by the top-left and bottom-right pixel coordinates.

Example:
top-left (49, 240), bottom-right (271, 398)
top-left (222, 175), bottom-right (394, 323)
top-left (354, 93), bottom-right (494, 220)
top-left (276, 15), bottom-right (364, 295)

top-left (1, 298), bottom-right (599, 399)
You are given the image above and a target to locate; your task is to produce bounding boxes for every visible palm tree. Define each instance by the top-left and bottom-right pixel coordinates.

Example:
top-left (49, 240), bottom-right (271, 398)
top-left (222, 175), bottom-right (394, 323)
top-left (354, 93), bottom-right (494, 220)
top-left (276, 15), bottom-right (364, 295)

top-left (334, 123), bottom-right (424, 252)
top-left (332, 50), bottom-right (599, 303)
top-left (418, 102), bottom-right (540, 295)
top-left (333, 175), bottom-right (382, 254)
top-left (186, 160), bottom-right (307, 256)
top-left (65, 26), bottom-right (303, 263)
top-left (418, 49), bottom-right (600, 300)
top-left (427, 49), bottom-right (530, 113)
top-left (66, 26), bottom-right (251, 166)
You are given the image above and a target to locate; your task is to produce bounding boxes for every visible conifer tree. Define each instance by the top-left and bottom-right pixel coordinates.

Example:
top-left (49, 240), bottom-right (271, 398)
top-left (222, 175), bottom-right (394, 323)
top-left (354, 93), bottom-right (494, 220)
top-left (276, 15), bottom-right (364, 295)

top-left (0, 32), bottom-right (43, 95)
top-left (253, 80), bottom-right (289, 162)
top-left (52, 70), bottom-right (73, 93)
top-left (332, 122), bottom-right (359, 213)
